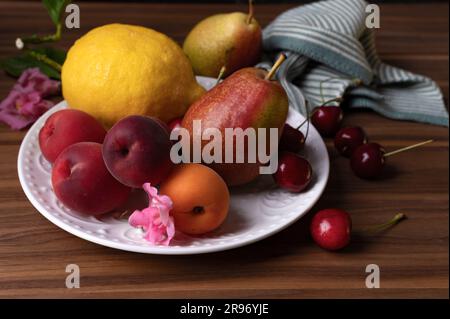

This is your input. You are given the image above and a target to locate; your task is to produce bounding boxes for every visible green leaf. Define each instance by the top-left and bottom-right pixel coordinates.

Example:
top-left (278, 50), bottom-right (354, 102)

top-left (33, 46), bottom-right (67, 65)
top-left (42, 0), bottom-right (71, 26)
top-left (0, 55), bottom-right (61, 80)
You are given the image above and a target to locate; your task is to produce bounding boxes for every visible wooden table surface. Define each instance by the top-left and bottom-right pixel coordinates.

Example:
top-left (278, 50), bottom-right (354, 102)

top-left (0, 2), bottom-right (448, 299)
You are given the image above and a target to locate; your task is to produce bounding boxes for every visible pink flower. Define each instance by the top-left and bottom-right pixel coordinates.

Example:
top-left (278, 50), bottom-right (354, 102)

top-left (0, 68), bottom-right (60, 130)
top-left (16, 67), bottom-right (60, 96)
top-left (129, 183), bottom-right (175, 246)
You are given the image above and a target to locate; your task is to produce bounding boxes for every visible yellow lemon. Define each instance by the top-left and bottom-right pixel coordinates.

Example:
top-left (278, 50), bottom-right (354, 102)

top-left (62, 23), bottom-right (205, 127)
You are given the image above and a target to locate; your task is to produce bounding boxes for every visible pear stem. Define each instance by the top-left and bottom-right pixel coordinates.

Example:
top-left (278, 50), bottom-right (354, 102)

top-left (216, 66), bottom-right (227, 86)
top-left (265, 53), bottom-right (286, 81)
top-left (363, 213), bottom-right (406, 234)
top-left (384, 139), bottom-right (434, 157)
top-left (246, 0), bottom-right (254, 24)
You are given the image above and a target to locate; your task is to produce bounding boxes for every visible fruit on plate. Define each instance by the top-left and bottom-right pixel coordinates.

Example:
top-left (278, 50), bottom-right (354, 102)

top-left (159, 163), bottom-right (229, 235)
top-left (279, 123), bottom-right (306, 153)
top-left (310, 208), bottom-right (352, 251)
top-left (39, 109), bottom-right (106, 163)
top-left (182, 59), bottom-right (289, 186)
top-left (102, 115), bottom-right (173, 188)
top-left (273, 151), bottom-right (312, 192)
top-left (62, 23), bottom-right (205, 127)
top-left (52, 142), bottom-right (131, 215)
top-left (183, 0), bottom-right (262, 77)
top-left (311, 106), bottom-right (343, 137)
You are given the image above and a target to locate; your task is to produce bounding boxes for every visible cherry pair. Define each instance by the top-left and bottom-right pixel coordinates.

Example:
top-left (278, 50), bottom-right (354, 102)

top-left (279, 96), bottom-right (344, 153)
top-left (275, 123), bottom-right (312, 193)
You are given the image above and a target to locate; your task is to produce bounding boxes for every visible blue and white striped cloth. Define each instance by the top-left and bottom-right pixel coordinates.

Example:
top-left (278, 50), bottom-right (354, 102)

top-left (259, 0), bottom-right (448, 126)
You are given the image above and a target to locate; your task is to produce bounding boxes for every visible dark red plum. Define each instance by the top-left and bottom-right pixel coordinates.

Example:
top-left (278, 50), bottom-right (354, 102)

top-left (102, 115), bottom-right (173, 188)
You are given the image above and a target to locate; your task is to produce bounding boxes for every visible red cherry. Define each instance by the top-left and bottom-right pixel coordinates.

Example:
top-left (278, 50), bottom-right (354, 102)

top-left (311, 106), bottom-right (343, 137)
top-left (279, 124), bottom-right (305, 153)
top-left (350, 143), bottom-right (386, 179)
top-left (273, 152), bottom-right (312, 192)
top-left (334, 126), bottom-right (367, 157)
top-left (167, 117), bottom-right (183, 133)
top-left (310, 208), bottom-right (352, 251)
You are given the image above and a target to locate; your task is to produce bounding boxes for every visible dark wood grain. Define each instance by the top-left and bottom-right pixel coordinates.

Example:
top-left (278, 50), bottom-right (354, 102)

top-left (0, 2), bottom-right (448, 298)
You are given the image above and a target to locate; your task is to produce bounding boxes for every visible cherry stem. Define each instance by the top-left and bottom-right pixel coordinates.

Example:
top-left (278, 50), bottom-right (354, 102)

top-left (216, 66), bottom-right (226, 86)
top-left (265, 53), bottom-right (286, 81)
top-left (295, 98), bottom-right (341, 130)
top-left (319, 77), bottom-right (361, 104)
top-left (295, 100), bottom-right (313, 130)
top-left (384, 139), bottom-right (434, 157)
top-left (322, 96), bottom-right (343, 106)
top-left (304, 103), bottom-right (311, 141)
top-left (246, 0), bottom-right (254, 24)
top-left (363, 213), bottom-right (406, 234)
top-left (296, 118), bottom-right (308, 130)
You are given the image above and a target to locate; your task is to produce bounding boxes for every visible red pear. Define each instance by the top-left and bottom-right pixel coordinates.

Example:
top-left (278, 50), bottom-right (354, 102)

top-left (182, 62), bottom-right (288, 186)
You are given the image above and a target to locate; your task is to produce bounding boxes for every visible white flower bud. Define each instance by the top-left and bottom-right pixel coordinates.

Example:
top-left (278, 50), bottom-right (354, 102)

top-left (15, 38), bottom-right (24, 50)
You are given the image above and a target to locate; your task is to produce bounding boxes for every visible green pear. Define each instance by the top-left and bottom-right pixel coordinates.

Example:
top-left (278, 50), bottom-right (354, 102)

top-left (183, 0), bottom-right (262, 78)
top-left (181, 55), bottom-right (289, 186)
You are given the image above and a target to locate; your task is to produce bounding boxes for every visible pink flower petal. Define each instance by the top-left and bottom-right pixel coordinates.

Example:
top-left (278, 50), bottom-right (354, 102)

top-left (128, 183), bottom-right (175, 246)
top-left (142, 183), bottom-right (159, 199)
top-left (0, 68), bottom-right (60, 130)
top-left (16, 92), bottom-right (53, 117)
top-left (0, 110), bottom-right (34, 130)
top-left (16, 68), bottom-right (60, 97)
top-left (128, 207), bottom-right (158, 229)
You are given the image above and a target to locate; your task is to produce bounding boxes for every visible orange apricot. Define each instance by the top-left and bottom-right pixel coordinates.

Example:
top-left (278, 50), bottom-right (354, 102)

top-left (159, 163), bottom-right (230, 235)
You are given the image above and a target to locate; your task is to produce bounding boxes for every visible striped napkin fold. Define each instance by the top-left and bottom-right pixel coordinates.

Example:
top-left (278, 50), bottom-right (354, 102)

top-left (259, 0), bottom-right (448, 127)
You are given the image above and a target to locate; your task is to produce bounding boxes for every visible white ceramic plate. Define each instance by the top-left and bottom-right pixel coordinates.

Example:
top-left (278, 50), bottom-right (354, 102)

top-left (17, 76), bottom-right (329, 255)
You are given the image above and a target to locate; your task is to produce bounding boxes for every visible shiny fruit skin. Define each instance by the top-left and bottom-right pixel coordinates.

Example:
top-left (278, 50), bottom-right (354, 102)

top-left (183, 13), bottom-right (262, 77)
top-left (350, 143), bottom-right (386, 179)
top-left (51, 142), bottom-right (131, 215)
top-left (62, 23), bottom-right (205, 127)
top-left (39, 109), bottom-right (106, 163)
top-left (279, 124), bottom-right (305, 153)
top-left (311, 106), bottom-right (343, 137)
top-left (182, 67), bottom-right (288, 186)
top-left (334, 126), bottom-right (367, 157)
top-left (159, 163), bottom-right (230, 235)
top-left (102, 115), bottom-right (173, 188)
top-left (310, 208), bottom-right (352, 251)
top-left (273, 152), bottom-right (313, 192)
